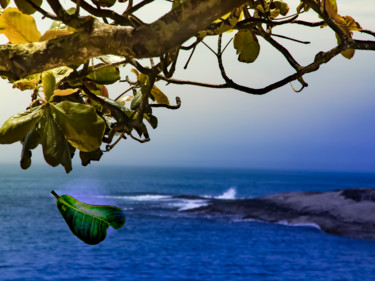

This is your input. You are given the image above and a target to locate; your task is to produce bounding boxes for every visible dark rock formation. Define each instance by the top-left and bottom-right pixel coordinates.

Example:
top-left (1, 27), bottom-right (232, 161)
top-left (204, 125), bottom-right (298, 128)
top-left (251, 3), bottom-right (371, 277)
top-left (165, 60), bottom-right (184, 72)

top-left (185, 188), bottom-right (375, 241)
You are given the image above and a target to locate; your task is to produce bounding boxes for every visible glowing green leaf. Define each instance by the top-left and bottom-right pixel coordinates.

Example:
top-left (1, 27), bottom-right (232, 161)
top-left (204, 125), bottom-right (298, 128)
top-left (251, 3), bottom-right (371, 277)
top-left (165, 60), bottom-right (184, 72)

top-left (52, 191), bottom-right (126, 245)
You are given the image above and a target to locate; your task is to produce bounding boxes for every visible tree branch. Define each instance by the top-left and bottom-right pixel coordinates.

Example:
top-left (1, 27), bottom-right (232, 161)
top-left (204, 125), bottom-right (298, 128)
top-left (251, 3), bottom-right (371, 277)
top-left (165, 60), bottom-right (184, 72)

top-left (0, 0), bottom-right (247, 79)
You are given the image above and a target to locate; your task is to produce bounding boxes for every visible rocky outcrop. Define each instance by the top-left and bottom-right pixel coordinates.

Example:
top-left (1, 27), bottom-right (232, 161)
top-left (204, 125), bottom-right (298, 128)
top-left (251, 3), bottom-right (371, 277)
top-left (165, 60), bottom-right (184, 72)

top-left (183, 188), bottom-right (375, 241)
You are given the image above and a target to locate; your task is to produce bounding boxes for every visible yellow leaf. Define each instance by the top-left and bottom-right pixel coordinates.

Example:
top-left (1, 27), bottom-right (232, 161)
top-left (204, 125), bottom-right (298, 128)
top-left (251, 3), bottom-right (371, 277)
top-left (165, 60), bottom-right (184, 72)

top-left (12, 74), bottom-right (40, 91)
top-left (341, 48), bottom-right (355, 59)
top-left (53, 89), bottom-right (79, 97)
top-left (335, 33), bottom-right (355, 59)
top-left (39, 29), bottom-right (72, 42)
top-left (151, 85), bottom-right (169, 105)
top-left (0, 8), bottom-right (41, 43)
top-left (342, 15), bottom-right (362, 31)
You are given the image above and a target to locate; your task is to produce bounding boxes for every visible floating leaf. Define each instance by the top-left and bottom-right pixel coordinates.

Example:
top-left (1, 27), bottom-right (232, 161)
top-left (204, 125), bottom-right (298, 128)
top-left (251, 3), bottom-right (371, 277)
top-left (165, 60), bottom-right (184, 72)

top-left (151, 85), bottom-right (169, 105)
top-left (39, 29), bottom-right (72, 41)
top-left (233, 30), bottom-right (260, 63)
top-left (14, 0), bottom-right (42, 15)
top-left (50, 101), bottom-right (106, 152)
top-left (87, 65), bottom-right (121, 85)
top-left (0, 106), bottom-right (44, 144)
top-left (0, 8), bottom-right (41, 43)
top-left (52, 191), bottom-right (126, 245)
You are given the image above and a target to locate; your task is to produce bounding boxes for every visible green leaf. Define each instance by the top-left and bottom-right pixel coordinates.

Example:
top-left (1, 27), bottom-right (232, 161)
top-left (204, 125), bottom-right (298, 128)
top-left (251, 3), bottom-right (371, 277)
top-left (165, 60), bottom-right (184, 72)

top-left (20, 121), bottom-right (44, 169)
top-left (0, 105), bottom-right (44, 144)
top-left (87, 65), bottom-right (121, 85)
top-left (0, 7), bottom-right (41, 43)
top-left (144, 114), bottom-right (158, 129)
top-left (233, 30), bottom-right (260, 63)
top-left (272, 0), bottom-right (289, 16)
top-left (48, 66), bottom-right (74, 85)
top-left (52, 191), bottom-right (126, 245)
top-left (14, 0), bottom-right (42, 15)
top-left (131, 90), bottom-right (142, 110)
top-left (50, 101), bottom-right (105, 152)
top-left (41, 109), bottom-right (72, 173)
top-left (80, 148), bottom-right (103, 166)
top-left (42, 71), bottom-right (56, 101)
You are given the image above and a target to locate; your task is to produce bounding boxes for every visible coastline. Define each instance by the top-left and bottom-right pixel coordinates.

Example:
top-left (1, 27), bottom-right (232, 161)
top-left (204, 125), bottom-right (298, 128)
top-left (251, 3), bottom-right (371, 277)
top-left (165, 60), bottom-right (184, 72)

top-left (181, 188), bottom-right (375, 241)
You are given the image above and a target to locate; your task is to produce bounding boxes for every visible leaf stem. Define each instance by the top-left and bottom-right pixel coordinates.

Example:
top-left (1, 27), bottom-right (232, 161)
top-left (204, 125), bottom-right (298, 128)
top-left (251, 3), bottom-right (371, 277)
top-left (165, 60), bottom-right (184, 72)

top-left (51, 190), bottom-right (60, 199)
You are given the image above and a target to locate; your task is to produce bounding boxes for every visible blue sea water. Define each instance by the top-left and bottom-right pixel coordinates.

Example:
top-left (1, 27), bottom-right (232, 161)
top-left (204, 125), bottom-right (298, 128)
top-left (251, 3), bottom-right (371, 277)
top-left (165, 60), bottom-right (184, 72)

top-left (2, 164), bottom-right (375, 281)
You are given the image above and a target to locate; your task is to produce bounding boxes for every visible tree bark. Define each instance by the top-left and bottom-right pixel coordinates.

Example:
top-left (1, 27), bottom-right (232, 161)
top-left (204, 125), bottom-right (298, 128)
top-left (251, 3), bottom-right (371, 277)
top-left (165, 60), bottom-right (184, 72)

top-left (0, 0), bottom-right (247, 79)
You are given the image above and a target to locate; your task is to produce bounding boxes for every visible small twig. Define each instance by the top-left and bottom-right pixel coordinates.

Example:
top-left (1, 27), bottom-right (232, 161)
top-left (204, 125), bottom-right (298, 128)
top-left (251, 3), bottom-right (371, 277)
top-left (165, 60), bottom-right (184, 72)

top-left (254, 29), bottom-right (310, 44)
top-left (123, 0), bottom-right (155, 17)
top-left (290, 82), bottom-right (305, 93)
top-left (221, 38), bottom-right (233, 54)
top-left (292, 20), bottom-right (325, 27)
top-left (150, 97), bottom-right (181, 110)
top-left (25, 0), bottom-right (58, 20)
top-left (130, 134), bottom-right (150, 143)
top-left (360, 29), bottom-right (375, 38)
top-left (105, 132), bottom-right (126, 151)
top-left (201, 40), bottom-right (218, 55)
top-left (115, 85), bottom-right (137, 101)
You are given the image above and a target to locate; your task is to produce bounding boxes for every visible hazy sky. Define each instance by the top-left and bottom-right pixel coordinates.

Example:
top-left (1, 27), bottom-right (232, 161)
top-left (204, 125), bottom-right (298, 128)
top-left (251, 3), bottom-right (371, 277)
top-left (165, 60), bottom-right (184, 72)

top-left (0, 1), bottom-right (374, 172)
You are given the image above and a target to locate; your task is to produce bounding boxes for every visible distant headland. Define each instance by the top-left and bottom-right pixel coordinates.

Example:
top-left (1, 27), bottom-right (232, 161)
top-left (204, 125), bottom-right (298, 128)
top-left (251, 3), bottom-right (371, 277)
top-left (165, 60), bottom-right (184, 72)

top-left (177, 188), bottom-right (375, 241)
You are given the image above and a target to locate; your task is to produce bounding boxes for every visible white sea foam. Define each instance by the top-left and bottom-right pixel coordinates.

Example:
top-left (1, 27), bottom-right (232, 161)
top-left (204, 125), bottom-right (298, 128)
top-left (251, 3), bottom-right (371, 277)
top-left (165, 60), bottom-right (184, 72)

top-left (97, 195), bottom-right (171, 201)
top-left (277, 220), bottom-right (322, 230)
top-left (172, 199), bottom-right (209, 211)
top-left (215, 187), bottom-right (237, 199)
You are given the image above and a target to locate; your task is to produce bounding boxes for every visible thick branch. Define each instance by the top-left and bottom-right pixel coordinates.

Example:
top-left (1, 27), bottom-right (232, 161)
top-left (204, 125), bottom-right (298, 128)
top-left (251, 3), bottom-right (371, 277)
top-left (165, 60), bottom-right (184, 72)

top-left (0, 0), bottom-right (247, 79)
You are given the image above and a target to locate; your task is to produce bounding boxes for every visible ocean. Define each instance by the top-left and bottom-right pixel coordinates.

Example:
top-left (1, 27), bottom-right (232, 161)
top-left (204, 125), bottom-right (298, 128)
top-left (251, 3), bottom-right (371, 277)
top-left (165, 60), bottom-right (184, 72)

top-left (1, 164), bottom-right (375, 280)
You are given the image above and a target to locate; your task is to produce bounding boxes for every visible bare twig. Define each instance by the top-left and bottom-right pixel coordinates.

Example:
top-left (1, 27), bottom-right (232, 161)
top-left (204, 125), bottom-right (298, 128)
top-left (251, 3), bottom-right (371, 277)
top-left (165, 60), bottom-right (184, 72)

top-left (150, 97), bottom-right (181, 110)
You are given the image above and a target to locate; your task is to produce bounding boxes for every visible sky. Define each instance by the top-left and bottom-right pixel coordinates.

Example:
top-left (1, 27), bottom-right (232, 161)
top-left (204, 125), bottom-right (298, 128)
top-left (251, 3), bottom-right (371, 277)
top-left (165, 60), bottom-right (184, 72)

top-left (0, 1), bottom-right (375, 173)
